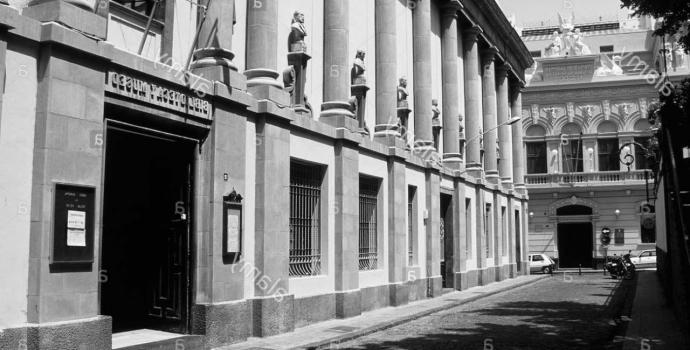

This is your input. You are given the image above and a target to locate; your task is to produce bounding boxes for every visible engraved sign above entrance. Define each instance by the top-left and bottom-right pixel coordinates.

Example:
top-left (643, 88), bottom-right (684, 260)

top-left (106, 71), bottom-right (212, 120)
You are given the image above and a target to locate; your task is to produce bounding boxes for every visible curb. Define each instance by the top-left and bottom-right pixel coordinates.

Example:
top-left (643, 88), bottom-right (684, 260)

top-left (293, 275), bottom-right (550, 350)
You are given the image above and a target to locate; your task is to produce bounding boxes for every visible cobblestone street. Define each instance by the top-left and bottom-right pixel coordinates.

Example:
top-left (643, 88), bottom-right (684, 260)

top-left (332, 274), bottom-right (635, 350)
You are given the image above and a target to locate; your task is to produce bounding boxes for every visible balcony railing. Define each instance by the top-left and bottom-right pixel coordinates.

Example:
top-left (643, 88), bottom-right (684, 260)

top-left (525, 170), bottom-right (651, 186)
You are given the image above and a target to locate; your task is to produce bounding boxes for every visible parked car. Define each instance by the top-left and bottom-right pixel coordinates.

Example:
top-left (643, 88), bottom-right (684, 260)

top-left (529, 253), bottom-right (556, 274)
top-left (634, 250), bottom-right (657, 268)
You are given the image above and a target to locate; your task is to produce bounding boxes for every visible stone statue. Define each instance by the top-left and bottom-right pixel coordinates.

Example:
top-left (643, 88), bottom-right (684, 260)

top-left (397, 77), bottom-right (409, 108)
top-left (595, 54), bottom-right (623, 76)
top-left (572, 29), bottom-right (591, 55)
top-left (431, 99), bottom-right (441, 127)
top-left (546, 31), bottom-right (562, 57)
top-left (282, 66), bottom-right (296, 94)
top-left (351, 49), bottom-right (366, 85)
top-left (288, 11), bottom-right (307, 52)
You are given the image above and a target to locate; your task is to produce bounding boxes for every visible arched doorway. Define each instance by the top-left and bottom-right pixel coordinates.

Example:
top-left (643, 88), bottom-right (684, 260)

top-left (556, 205), bottom-right (594, 268)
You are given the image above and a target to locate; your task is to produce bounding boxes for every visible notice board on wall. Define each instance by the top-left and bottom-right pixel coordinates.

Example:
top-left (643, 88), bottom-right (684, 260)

top-left (51, 184), bottom-right (95, 266)
top-left (614, 228), bottom-right (625, 245)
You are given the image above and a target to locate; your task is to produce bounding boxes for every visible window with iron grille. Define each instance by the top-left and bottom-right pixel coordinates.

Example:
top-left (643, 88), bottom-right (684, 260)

top-left (359, 176), bottom-right (380, 270)
top-left (485, 204), bottom-right (492, 257)
top-left (501, 206), bottom-right (507, 256)
top-left (408, 186), bottom-right (417, 265)
top-left (465, 198), bottom-right (472, 258)
top-left (289, 161), bottom-right (324, 276)
top-left (111, 0), bottom-right (166, 21)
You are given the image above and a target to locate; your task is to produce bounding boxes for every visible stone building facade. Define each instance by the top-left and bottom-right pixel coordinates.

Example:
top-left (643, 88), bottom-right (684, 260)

top-left (0, 0), bottom-right (532, 348)
top-left (519, 14), bottom-right (689, 268)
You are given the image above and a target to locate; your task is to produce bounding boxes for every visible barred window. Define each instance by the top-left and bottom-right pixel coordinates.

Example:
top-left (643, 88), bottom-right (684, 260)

top-left (408, 186), bottom-right (417, 265)
top-left (289, 161), bottom-right (324, 276)
top-left (485, 204), bottom-right (492, 257)
top-left (501, 206), bottom-right (507, 256)
top-left (359, 176), bottom-right (380, 270)
top-left (465, 198), bottom-right (472, 258)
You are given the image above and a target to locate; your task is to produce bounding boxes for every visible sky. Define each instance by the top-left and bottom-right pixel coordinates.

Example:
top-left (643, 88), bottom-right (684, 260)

top-left (498, 0), bottom-right (633, 28)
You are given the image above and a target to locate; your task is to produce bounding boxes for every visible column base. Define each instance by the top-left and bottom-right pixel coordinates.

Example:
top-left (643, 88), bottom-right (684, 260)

top-left (485, 170), bottom-right (500, 184)
top-left (320, 101), bottom-right (357, 130)
top-left (501, 177), bottom-right (514, 190)
top-left (514, 183), bottom-right (527, 194)
top-left (442, 153), bottom-right (463, 169)
top-left (412, 140), bottom-right (436, 160)
top-left (244, 68), bottom-right (289, 105)
top-left (25, 0), bottom-right (106, 39)
top-left (463, 164), bottom-right (483, 178)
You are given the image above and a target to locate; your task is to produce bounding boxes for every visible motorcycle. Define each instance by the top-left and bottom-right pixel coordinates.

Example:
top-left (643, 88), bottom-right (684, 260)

top-left (605, 255), bottom-right (635, 280)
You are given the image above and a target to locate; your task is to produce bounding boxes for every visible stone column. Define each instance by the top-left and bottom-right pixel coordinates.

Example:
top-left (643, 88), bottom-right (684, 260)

top-left (463, 26), bottom-right (483, 176)
top-left (511, 83), bottom-right (526, 193)
top-left (496, 64), bottom-right (513, 188)
top-left (321, 0), bottom-right (356, 128)
top-left (481, 47), bottom-right (499, 183)
top-left (374, 0), bottom-right (400, 143)
top-left (440, 1), bottom-right (463, 169)
top-left (191, 0), bottom-right (241, 86)
top-left (412, 0), bottom-right (434, 153)
top-left (245, 0), bottom-right (289, 105)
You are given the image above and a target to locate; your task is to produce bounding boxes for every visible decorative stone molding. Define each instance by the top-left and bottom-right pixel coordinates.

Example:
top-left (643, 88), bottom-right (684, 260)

top-left (548, 195), bottom-right (599, 216)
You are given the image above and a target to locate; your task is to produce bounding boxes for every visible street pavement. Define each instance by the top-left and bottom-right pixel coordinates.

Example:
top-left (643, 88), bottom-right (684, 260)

top-left (333, 274), bottom-right (634, 350)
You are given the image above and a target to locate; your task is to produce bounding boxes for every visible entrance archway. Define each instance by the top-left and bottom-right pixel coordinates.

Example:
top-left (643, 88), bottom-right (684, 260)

top-left (556, 205), bottom-right (594, 268)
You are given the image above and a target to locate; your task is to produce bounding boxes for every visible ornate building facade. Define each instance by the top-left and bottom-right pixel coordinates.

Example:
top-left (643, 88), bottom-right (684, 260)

top-left (0, 0), bottom-right (533, 349)
top-left (520, 13), bottom-right (689, 268)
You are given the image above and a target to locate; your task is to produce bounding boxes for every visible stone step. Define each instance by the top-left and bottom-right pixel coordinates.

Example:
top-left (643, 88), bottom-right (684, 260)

top-left (113, 329), bottom-right (204, 350)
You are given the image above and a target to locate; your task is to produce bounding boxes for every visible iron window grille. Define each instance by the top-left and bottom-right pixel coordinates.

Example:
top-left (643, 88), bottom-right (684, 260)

top-left (289, 161), bottom-right (324, 276)
top-left (408, 186), bottom-right (416, 265)
top-left (485, 204), bottom-right (492, 256)
top-left (111, 0), bottom-right (166, 21)
top-left (359, 176), bottom-right (380, 270)
top-left (465, 198), bottom-right (472, 258)
top-left (502, 207), bottom-right (507, 256)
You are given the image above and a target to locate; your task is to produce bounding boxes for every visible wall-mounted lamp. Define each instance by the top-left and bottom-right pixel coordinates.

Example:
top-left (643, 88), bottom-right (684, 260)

top-left (529, 211), bottom-right (534, 218)
top-left (614, 209), bottom-right (621, 218)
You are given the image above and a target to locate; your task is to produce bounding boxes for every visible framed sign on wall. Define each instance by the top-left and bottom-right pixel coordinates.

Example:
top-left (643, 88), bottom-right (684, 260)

top-left (223, 189), bottom-right (243, 263)
top-left (51, 184), bottom-right (96, 266)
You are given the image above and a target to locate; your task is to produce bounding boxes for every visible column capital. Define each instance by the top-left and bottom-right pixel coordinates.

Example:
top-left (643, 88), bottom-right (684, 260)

top-left (496, 63), bottom-right (512, 81)
top-left (481, 46), bottom-right (500, 65)
top-left (510, 80), bottom-right (525, 99)
top-left (463, 25), bottom-right (483, 44)
top-left (441, 0), bottom-right (463, 17)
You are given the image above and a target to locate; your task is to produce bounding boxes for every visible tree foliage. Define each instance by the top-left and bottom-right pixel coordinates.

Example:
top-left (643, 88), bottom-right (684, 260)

top-left (621, 0), bottom-right (690, 52)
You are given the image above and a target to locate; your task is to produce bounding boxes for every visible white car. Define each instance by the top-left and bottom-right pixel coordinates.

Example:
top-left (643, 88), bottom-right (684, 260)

top-left (529, 253), bottom-right (556, 274)
top-left (634, 250), bottom-right (656, 268)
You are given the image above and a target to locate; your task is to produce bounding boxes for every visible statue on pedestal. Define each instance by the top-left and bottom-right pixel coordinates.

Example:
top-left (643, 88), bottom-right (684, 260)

top-left (432, 99), bottom-right (442, 151)
top-left (572, 29), bottom-right (591, 55)
top-left (288, 11), bottom-right (307, 52)
top-left (546, 31), bottom-right (562, 57)
top-left (351, 50), bottom-right (366, 85)
top-left (397, 77), bottom-right (409, 108)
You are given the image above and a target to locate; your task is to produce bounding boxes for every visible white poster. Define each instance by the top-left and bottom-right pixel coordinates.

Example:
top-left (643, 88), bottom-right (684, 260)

top-left (66, 210), bottom-right (86, 247)
top-left (227, 211), bottom-right (240, 252)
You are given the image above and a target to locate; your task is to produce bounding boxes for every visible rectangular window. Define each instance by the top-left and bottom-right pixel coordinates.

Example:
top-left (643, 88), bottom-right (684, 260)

top-left (600, 45), bottom-right (614, 53)
top-left (465, 198), bottom-right (472, 258)
top-left (530, 50), bottom-right (542, 58)
top-left (562, 140), bottom-right (584, 173)
top-left (598, 138), bottom-right (620, 171)
top-left (289, 161), bottom-right (324, 276)
top-left (485, 204), bottom-right (492, 257)
top-left (635, 137), bottom-right (651, 170)
top-left (359, 176), bottom-right (380, 270)
top-left (501, 206), bottom-right (507, 256)
top-left (408, 186), bottom-right (417, 265)
top-left (526, 142), bottom-right (547, 174)
top-left (111, 0), bottom-right (166, 21)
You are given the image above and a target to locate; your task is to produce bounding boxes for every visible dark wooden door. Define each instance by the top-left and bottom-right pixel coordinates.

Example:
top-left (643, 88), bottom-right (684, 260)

top-left (147, 152), bottom-right (193, 334)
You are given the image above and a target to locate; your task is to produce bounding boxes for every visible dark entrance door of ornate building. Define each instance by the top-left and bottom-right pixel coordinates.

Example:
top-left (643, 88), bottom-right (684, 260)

top-left (101, 123), bottom-right (194, 334)
top-left (440, 193), bottom-right (453, 288)
top-left (557, 222), bottom-right (594, 268)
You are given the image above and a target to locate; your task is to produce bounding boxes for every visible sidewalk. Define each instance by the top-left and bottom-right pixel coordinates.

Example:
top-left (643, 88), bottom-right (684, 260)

top-left (216, 274), bottom-right (548, 350)
top-left (622, 268), bottom-right (690, 350)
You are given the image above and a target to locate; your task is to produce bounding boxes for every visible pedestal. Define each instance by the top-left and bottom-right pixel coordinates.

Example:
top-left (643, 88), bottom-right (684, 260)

top-left (351, 84), bottom-right (370, 133)
top-left (190, 47), bottom-right (240, 88)
top-left (288, 51), bottom-right (311, 116)
top-left (397, 106), bottom-right (412, 145)
top-left (432, 125), bottom-right (442, 151)
top-left (244, 68), bottom-right (290, 106)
